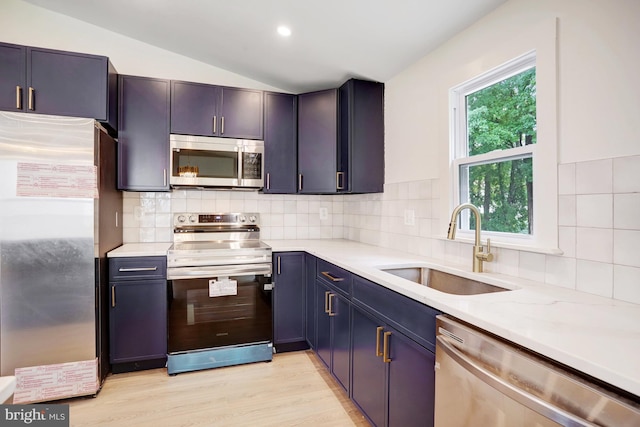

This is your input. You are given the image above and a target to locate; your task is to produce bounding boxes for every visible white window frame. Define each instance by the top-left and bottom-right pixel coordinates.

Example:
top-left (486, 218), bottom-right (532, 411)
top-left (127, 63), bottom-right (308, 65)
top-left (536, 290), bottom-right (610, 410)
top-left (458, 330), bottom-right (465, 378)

top-left (449, 50), bottom-right (557, 252)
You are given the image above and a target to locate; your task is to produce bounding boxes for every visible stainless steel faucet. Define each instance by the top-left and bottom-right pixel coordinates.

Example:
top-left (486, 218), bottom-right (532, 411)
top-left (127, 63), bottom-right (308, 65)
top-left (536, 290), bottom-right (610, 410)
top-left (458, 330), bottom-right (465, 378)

top-left (447, 203), bottom-right (493, 272)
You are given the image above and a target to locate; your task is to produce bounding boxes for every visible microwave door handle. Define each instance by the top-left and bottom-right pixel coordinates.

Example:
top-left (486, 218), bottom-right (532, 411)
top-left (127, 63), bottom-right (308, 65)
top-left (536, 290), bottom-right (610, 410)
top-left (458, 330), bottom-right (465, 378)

top-left (237, 147), bottom-right (243, 186)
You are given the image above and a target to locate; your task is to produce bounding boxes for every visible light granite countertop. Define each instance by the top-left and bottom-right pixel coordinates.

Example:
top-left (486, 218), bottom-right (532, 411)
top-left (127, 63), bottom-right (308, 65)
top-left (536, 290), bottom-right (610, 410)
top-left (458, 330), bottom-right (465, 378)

top-left (108, 239), bottom-right (640, 397)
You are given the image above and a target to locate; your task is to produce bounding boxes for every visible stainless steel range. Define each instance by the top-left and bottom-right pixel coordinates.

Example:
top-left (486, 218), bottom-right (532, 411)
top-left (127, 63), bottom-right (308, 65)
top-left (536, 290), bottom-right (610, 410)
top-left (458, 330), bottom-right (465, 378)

top-left (166, 212), bottom-right (273, 375)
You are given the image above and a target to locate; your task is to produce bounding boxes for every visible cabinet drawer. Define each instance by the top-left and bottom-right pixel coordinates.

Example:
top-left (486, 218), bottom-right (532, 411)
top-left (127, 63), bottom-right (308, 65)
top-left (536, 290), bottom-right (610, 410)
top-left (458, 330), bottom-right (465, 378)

top-left (352, 276), bottom-right (440, 352)
top-left (316, 259), bottom-right (351, 296)
top-left (109, 256), bottom-right (167, 281)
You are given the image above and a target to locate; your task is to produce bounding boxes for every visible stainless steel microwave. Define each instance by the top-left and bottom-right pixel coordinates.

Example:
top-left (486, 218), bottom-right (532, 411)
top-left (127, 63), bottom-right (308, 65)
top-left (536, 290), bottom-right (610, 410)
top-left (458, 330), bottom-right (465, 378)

top-left (169, 134), bottom-right (264, 189)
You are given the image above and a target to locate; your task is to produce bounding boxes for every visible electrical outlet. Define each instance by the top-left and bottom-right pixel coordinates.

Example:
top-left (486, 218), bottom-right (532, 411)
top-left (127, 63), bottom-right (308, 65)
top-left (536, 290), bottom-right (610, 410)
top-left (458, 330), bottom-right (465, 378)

top-left (404, 209), bottom-right (415, 226)
top-left (319, 207), bottom-right (328, 220)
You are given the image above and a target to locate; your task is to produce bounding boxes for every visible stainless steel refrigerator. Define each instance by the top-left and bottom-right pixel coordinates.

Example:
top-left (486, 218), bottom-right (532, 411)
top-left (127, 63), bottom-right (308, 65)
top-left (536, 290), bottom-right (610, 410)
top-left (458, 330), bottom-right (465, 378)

top-left (0, 112), bottom-right (122, 403)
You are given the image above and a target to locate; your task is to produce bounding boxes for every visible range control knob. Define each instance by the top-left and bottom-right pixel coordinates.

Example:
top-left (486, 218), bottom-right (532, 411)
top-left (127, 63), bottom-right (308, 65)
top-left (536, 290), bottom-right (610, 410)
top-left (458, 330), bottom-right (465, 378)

top-left (177, 215), bottom-right (186, 223)
top-left (248, 215), bottom-right (257, 223)
top-left (189, 215), bottom-right (198, 223)
top-left (239, 215), bottom-right (247, 223)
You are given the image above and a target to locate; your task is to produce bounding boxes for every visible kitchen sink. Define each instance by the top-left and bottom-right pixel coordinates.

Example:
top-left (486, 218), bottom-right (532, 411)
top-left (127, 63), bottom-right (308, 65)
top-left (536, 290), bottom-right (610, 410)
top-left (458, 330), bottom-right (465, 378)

top-left (379, 266), bottom-right (511, 295)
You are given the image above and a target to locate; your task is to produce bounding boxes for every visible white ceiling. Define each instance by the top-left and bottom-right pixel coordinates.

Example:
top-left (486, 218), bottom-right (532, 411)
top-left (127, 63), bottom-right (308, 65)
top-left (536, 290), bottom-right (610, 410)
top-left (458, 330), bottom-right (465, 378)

top-left (23, 0), bottom-right (506, 93)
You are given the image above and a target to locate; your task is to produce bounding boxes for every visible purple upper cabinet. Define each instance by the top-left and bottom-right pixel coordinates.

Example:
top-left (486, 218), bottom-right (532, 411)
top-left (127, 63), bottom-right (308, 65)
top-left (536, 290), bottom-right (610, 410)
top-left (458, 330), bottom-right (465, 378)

top-left (339, 79), bottom-right (384, 194)
top-left (297, 88), bottom-right (339, 194)
top-left (170, 80), bottom-right (263, 140)
top-left (263, 92), bottom-right (297, 194)
top-left (298, 79), bottom-right (384, 195)
top-left (118, 75), bottom-right (171, 192)
top-left (0, 42), bottom-right (117, 132)
top-left (0, 43), bottom-right (26, 112)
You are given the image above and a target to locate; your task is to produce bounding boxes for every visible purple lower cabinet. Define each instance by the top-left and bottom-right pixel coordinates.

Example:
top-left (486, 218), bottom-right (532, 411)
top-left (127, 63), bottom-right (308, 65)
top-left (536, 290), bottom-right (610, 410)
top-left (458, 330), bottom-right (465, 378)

top-left (387, 325), bottom-right (435, 427)
top-left (351, 304), bottom-right (436, 427)
top-left (351, 305), bottom-right (387, 427)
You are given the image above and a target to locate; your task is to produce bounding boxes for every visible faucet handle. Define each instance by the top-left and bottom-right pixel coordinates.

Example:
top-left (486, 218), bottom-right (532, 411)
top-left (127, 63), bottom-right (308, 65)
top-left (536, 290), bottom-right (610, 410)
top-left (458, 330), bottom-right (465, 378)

top-left (482, 238), bottom-right (494, 262)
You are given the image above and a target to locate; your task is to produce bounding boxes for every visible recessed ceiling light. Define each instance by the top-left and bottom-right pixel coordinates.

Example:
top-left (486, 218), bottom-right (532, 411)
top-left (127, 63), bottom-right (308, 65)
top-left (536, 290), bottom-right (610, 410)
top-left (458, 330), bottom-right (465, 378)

top-left (277, 26), bottom-right (292, 37)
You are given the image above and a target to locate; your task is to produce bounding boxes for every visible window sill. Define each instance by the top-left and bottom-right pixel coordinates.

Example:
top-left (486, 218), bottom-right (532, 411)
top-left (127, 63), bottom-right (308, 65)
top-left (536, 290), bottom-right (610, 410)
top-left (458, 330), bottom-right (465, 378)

top-left (434, 235), bottom-right (563, 256)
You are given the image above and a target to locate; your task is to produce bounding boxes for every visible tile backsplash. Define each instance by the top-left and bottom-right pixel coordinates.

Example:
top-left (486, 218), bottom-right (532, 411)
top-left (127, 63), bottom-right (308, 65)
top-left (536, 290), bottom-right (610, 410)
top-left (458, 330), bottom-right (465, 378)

top-left (123, 154), bottom-right (640, 305)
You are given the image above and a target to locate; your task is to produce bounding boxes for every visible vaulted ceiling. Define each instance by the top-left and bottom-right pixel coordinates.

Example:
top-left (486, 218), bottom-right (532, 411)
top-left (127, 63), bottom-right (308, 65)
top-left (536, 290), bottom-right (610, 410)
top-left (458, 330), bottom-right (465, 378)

top-left (23, 0), bottom-right (507, 92)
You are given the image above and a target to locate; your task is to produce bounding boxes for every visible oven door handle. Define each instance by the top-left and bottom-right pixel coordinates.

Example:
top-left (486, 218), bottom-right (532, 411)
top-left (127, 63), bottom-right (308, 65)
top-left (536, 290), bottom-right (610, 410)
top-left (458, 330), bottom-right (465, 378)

top-left (167, 263), bottom-right (272, 280)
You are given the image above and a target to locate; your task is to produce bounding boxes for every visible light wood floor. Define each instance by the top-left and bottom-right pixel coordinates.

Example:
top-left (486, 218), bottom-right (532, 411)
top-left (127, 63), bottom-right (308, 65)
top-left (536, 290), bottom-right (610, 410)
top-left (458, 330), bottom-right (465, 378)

top-left (64, 350), bottom-right (371, 426)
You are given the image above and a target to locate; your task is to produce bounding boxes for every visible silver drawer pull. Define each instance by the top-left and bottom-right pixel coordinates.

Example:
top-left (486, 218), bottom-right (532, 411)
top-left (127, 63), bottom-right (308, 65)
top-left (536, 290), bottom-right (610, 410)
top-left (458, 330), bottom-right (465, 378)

top-left (118, 267), bottom-right (158, 272)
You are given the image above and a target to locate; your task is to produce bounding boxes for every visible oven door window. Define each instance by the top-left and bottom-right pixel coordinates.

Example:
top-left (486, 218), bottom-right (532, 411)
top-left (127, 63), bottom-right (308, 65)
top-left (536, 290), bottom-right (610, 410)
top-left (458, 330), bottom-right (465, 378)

top-left (168, 274), bottom-right (272, 353)
top-left (172, 148), bottom-right (238, 179)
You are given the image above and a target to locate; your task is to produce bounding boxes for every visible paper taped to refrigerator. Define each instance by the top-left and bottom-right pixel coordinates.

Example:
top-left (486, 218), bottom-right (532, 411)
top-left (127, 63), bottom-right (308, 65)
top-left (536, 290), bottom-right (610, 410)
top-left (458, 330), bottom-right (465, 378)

top-left (12, 359), bottom-right (98, 404)
top-left (16, 162), bottom-right (98, 198)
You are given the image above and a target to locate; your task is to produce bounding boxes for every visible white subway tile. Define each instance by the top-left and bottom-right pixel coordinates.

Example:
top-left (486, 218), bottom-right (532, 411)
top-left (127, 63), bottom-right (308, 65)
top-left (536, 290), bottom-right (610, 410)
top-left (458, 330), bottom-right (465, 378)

top-left (613, 155), bottom-right (640, 193)
top-left (545, 256), bottom-right (576, 289)
top-left (575, 159), bottom-right (612, 194)
top-left (613, 229), bottom-right (640, 268)
top-left (283, 227), bottom-right (297, 239)
top-left (576, 194), bottom-right (612, 228)
top-left (613, 265), bottom-right (640, 304)
top-left (155, 228), bottom-right (172, 242)
top-left (496, 248), bottom-right (519, 277)
top-left (558, 195), bottom-right (576, 226)
top-left (186, 198), bottom-right (203, 212)
top-left (229, 199), bottom-right (244, 211)
top-left (558, 163), bottom-right (576, 195)
top-left (296, 227), bottom-right (309, 239)
top-left (614, 193), bottom-right (640, 230)
top-left (171, 198), bottom-right (187, 213)
top-left (576, 260), bottom-right (613, 298)
top-left (558, 226), bottom-right (576, 258)
top-left (518, 251), bottom-right (545, 282)
top-left (576, 227), bottom-right (613, 263)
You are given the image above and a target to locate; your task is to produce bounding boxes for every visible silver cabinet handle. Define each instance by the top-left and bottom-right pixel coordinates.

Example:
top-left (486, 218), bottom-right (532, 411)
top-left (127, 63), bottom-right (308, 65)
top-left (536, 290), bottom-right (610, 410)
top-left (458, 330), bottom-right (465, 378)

top-left (436, 336), bottom-right (593, 426)
top-left (298, 174), bottom-right (303, 191)
top-left (163, 169), bottom-right (167, 187)
top-left (221, 116), bottom-right (225, 134)
top-left (213, 116), bottom-right (217, 133)
top-left (266, 173), bottom-right (270, 190)
top-left (28, 87), bottom-right (34, 110)
top-left (115, 211), bottom-right (119, 228)
top-left (277, 256), bottom-right (281, 275)
top-left (111, 286), bottom-right (116, 307)
top-left (118, 267), bottom-right (158, 272)
top-left (337, 172), bottom-right (345, 190)
top-left (16, 86), bottom-right (22, 109)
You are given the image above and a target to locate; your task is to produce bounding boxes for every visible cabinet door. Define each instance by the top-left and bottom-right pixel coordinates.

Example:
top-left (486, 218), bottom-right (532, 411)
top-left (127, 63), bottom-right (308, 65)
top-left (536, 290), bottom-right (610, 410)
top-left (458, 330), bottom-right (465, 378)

top-left (331, 292), bottom-right (351, 394)
top-left (315, 280), bottom-right (332, 369)
top-left (0, 43), bottom-right (26, 112)
top-left (110, 279), bottom-right (167, 363)
top-left (338, 79), bottom-right (384, 194)
top-left (273, 252), bottom-right (305, 345)
top-left (297, 89), bottom-right (338, 193)
top-left (170, 80), bottom-right (219, 136)
top-left (118, 75), bottom-right (170, 191)
top-left (387, 327), bottom-right (435, 427)
top-left (263, 92), bottom-right (297, 193)
top-left (27, 47), bottom-right (108, 120)
top-left (352, 305), bottom-right (386, 427)
top-left (305, 253), bottom-right (317, 348)
top-left (220, 87), bottom-right (263, 139)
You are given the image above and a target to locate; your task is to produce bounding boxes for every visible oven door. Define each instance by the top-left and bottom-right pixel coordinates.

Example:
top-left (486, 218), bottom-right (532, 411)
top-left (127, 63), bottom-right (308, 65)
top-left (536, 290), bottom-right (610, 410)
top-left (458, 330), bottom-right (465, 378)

top-left (167, 263), bottom-right (272, 354)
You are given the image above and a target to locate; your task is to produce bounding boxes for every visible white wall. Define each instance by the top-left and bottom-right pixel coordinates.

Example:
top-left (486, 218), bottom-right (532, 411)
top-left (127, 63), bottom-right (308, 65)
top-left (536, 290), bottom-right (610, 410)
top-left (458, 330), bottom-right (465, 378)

top-left (0, 0), bottom-right (285, 91)
top-left (385, 0), bottom-right (640, 185)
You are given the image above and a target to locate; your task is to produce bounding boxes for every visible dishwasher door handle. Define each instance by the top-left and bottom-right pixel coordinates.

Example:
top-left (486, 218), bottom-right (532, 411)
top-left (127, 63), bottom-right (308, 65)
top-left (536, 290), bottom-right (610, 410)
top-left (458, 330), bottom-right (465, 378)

top-left (436, 336), bottom-right (595, 427)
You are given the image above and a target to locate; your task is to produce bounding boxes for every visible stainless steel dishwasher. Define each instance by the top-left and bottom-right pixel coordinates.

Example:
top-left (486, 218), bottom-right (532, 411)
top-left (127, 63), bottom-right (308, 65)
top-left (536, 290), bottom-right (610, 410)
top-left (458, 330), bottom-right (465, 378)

top-left (434, 315), bottom-right (640, 427)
